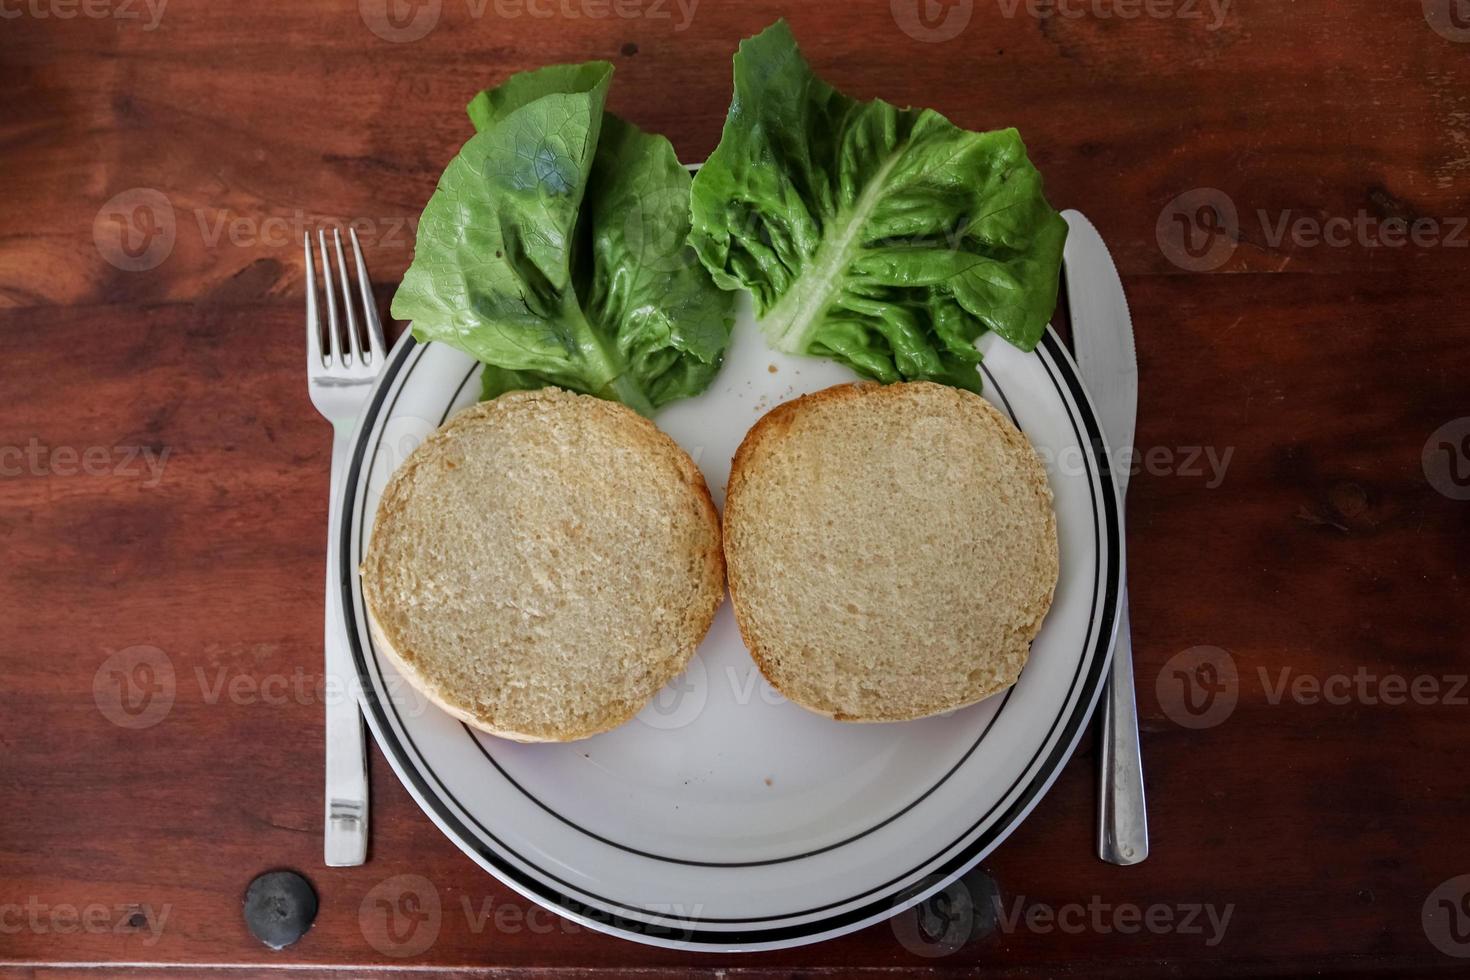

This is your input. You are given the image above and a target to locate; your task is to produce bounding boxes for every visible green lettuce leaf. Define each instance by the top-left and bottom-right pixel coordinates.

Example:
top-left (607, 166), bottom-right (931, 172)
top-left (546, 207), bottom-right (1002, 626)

top-left (391, 63), bottom-right (733, 415)
top-left (575, 114), bottom-right (733, 408)
top-left (689, 20), bottom-right (1068, 392)
top-left (465, 62), bottom-right (616, 131)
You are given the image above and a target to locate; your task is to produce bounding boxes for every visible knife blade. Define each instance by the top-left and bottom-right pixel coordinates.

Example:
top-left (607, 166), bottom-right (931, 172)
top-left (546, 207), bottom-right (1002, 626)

top-left (1066, 213), bottom-right (1138, 484)
top-left (1062, 210), bottom-right (1149, 865)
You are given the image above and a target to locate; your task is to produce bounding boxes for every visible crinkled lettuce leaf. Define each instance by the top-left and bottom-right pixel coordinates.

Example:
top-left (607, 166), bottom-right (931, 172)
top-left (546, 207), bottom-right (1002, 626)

top-left (689, 20), bottom-right (1068, 392)
top-left (576, 114), bottom-right (733, 408)
top-left (391, 63), bottom-right (733, 415)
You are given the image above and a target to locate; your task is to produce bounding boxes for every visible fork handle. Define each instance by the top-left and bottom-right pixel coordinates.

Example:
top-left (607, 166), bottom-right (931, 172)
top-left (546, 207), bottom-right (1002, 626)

top-left (324, 424), bottom-right (369, 867)
top-left (1099, 590), bottom-right (1148, 865)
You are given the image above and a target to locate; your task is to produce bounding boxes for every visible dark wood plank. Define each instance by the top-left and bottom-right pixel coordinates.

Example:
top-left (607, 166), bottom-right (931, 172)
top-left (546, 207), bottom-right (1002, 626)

top-left (2, 266), bottom-right (1467, 975)
top-left (1, 0), bottom-right (1468, 976)
top-left (3, 0), bottom-right (1470, 311)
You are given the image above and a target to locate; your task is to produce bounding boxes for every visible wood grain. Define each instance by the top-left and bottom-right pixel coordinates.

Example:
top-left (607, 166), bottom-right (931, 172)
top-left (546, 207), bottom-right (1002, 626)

top-left (2, 0), bottom-right (1468, 976)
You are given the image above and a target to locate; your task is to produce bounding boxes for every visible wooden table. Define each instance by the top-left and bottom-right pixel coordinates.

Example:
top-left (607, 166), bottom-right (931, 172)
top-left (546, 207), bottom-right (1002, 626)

top-left (3, 0), bottom-right (1468, 976)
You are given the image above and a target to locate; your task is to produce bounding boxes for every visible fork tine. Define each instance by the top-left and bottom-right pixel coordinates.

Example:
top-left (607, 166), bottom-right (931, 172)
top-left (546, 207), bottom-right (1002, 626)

top-left (317, 230), bottom-right (344, 367)
top-left (304, 234), bottom-right (323, 368)
top-left (333, 229), bottom-right (365, 366)
top-left (349, 228), bottom-right (387, 363)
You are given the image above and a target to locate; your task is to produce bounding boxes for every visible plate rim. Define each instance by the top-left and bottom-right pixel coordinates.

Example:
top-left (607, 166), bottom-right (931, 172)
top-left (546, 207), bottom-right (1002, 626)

top-left (337, 325), bottom-right (1123, 952)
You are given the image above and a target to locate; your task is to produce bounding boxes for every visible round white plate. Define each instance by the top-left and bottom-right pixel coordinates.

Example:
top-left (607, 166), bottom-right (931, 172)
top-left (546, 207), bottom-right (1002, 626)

top-left (339, 295), bottom-right (1123, 951)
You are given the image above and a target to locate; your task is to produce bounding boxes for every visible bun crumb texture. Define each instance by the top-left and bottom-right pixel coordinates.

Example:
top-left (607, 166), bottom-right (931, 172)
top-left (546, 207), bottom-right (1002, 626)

top-left (361, 388), bottom-right (725, 742)
top-left (723, 381), bottom-right (1059, 723)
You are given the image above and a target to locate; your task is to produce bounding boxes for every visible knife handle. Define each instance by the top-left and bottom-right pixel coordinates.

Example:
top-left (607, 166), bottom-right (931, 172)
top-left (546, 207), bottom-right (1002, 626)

top-left (1099, 589), bottom-right (1149, 865)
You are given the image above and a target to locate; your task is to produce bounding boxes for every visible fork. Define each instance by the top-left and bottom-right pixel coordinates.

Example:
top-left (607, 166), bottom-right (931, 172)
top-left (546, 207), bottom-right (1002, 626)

top-left (305, 228), bottom-right (386, 867)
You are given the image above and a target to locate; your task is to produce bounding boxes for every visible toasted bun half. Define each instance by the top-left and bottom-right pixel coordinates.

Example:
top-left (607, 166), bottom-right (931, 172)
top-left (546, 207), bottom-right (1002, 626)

top-left (361, 388), bottom-right (725, 742)
top-left (724, 381), bottom-right (1059, 723)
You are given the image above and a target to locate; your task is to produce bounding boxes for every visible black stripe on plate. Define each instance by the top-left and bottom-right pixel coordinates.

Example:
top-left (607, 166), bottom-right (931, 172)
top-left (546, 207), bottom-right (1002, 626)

top-left (340, 330), bottom-right (1121, 945)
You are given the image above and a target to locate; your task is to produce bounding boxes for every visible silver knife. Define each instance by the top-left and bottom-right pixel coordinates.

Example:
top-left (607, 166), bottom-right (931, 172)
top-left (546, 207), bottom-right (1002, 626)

top-left (1062, 210), bottom-right (1148, 865)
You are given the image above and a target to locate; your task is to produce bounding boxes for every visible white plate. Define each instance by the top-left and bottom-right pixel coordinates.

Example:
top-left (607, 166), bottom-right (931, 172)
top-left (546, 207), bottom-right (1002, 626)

top-left (339, 293), bottom-right (1123, 952)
